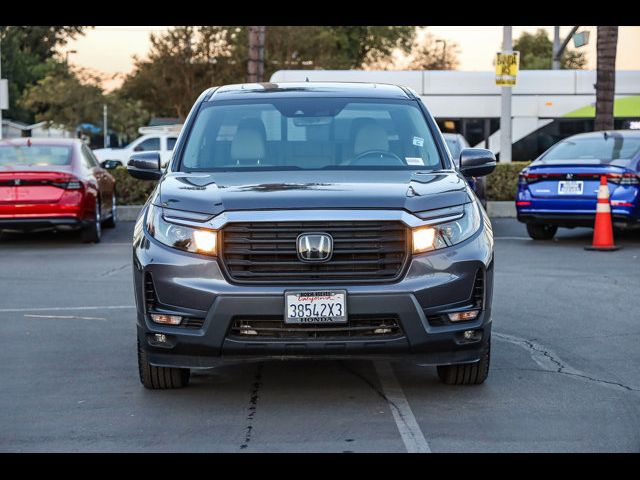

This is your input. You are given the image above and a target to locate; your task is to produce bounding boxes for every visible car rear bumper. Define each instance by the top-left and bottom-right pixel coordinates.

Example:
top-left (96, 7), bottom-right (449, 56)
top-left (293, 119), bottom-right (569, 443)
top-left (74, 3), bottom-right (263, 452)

top-left (517, 212), bottom-right (639, 228)
top-left (133, 213), bottom-right (495, 369)
top-left (0, 216), bottom-right (86, 231)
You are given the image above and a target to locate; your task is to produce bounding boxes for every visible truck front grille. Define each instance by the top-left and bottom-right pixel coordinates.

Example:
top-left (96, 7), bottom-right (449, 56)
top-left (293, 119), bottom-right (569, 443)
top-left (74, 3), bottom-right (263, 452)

top-left (220, 221), bottom-right (408, 283)
top-left (228, 315), bottom-right (403, 340)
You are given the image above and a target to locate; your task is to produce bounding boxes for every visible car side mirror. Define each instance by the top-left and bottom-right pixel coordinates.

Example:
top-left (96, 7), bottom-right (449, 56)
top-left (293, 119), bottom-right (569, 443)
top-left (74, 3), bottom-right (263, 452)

top-left (100, 159), bottom-right (121, 170)
top-left (127, 152), bottom-right (162, 181)
top-left (459, 148), bottom-right (496, 177)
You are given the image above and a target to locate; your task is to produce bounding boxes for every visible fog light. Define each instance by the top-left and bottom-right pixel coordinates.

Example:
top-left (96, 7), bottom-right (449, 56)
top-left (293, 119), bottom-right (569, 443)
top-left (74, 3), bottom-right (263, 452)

top-left (374, 328), bottom-right (392, 334)
top-left (463, 330), bottom-right (475, 340)
top-left (150, 314), bottom-right (182, 325)
top-left (239, 326), bottom-right (258, 336)
top-left (447, 310), bottom-right (480, 322)
top-left (154, 333), bottom-right (167, 343)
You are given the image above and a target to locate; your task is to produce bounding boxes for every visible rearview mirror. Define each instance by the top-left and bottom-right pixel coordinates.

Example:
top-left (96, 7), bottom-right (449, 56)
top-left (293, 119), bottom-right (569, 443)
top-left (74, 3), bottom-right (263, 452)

top-left (459, 149), bottom-right (496, 177)
top-left (127, 152), bottom-right (162, 181)
top-left (100, 159), bottom-right (122, 170)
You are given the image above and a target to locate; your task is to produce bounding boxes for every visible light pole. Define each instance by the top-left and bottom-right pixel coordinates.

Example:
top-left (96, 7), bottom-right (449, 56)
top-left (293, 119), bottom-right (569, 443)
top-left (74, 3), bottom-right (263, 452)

top-left (65, 49), bottom-right (77, 65)
top-left (435, 39), bottom-right (447, 67)
top-left (552, 26), bottom-right (581, 70)
top-left (103, 104), bottom-right (108, 148)
top-left (500, 26), bottom-right (513, 163)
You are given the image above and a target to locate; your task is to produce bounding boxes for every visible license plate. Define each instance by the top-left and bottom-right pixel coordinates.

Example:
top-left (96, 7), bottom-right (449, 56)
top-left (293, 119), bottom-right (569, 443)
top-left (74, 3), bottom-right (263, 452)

top-left (558, 180), bottom-right (583, 195)
top-left (285, 290), bottom-right (347, 324)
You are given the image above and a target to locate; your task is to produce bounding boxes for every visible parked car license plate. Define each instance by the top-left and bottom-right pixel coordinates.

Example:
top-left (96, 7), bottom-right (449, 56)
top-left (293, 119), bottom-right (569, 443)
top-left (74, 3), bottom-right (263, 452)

top-left (558, 180), bottom-right (583, 195)
top-left (285, 290), bottom-right (347, 324)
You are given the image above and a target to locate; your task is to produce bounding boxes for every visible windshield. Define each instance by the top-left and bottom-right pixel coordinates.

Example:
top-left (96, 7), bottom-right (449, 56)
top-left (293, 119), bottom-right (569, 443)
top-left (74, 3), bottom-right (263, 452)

top-left (543, 135), bottom-right (640, 161)
top-left (0, 145), bottom-right (73, 167)
top-left (180, 98), bottom-right (442, 171)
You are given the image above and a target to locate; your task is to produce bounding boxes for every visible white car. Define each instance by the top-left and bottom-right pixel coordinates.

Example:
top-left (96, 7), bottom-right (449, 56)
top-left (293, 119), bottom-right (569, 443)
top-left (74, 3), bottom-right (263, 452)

top-left (93, 126), bottom-right (182, 168)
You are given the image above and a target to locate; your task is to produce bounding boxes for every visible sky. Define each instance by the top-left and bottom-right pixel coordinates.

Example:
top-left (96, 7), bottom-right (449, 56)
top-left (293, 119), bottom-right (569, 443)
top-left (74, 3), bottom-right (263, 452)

top-left (64, 26), bottom-right (640, 91)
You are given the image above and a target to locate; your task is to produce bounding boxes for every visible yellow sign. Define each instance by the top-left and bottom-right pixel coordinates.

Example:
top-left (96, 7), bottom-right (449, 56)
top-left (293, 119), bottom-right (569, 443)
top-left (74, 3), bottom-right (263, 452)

top-left (495, 51), bottom-right (520, 86)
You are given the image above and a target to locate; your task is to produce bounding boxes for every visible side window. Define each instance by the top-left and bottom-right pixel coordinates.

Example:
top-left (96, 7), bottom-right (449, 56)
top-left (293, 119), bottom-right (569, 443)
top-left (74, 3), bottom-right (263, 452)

top-left (81, 145), bottom-right (99, 169)
top-left (167, 137), bottom-right (178, 151)
top-left (133, 137), bottom-right (161, 152)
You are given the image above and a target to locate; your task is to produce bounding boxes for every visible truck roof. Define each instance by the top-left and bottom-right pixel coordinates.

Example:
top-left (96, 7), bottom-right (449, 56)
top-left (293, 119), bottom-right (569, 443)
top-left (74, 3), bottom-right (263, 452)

top-left (207, 82), bottom-right (413, 101)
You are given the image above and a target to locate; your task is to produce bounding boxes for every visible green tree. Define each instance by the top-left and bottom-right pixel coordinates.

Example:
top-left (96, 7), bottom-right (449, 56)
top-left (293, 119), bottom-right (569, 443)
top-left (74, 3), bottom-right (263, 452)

top-left (118, 26), bottom-right (417, 119)
top-left (514, 29), bottom-right (586, 70)
top-left (407, 33), bottom-right (459, 70)
top-left (0, 26), bottom-right (90, 123)
top-left (21, 65), bottom-right (104, 130)
top-left (119, 26), bottom-right (245, 120)
top-left (105, 91), bottom-right (151, 142)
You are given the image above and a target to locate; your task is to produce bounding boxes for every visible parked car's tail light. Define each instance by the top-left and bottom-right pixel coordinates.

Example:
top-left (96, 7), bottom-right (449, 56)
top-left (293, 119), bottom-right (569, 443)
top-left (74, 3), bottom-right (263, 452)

top-left (412, 202), bottom-right (481, 254)
top-left (51, 175), bottom-right (83, 190)
top-left (518, 172), bottom-right (564, 184)
top-left (606, 173), bottom-right (640, 185)
top-left (146, 204), bottom-right (217, 256)
top-left (519, 170), bottom-right (640, 185)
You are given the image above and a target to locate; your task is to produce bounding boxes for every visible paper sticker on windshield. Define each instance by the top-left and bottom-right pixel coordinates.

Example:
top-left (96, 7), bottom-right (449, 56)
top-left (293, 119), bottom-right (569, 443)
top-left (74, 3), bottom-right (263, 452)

top-left (413, 136), bottom-right (424, 147)
top-left (406, 157), bottom-right (424, 166)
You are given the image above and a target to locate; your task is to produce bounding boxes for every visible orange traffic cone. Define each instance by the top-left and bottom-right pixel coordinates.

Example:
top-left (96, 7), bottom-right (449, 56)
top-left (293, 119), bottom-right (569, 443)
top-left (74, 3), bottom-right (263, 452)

top-left (585, 175), bottom-right (620, 251)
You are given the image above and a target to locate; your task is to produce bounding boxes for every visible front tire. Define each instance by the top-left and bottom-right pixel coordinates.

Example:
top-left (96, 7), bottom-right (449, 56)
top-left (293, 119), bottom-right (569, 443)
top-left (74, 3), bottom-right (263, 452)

top-left (526, 223), bottom-right (557, 240)
top-left (437, 339), bottom-right (490, 385)
top-left (137, 341), bottom-right (190, 389)
top-left (81, 198), bottom-right (102, 243)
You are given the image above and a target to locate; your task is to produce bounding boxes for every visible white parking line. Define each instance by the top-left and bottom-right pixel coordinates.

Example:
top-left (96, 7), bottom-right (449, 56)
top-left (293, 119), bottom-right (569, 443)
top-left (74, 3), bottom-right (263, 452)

top-left (0, 305), bottom-right (135, 313)
top-left (24, 314), bottom-right (107, 321)
top-left (494, 236), bottom-right (531, 240)
top-left (373, 361), bottom-right (431, 453)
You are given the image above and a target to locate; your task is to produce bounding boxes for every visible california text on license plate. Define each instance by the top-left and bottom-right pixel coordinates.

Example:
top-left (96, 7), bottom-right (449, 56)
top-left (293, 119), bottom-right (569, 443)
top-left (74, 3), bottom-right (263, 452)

top-left (558, 180), bottom-right (584, 195)
top-left (285, 290), bottom-right (347, 324)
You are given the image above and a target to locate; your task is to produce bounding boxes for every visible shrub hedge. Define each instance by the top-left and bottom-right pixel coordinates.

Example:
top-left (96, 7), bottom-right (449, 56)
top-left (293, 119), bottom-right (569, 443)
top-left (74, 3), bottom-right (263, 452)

top-left (111, 162), bottom-right (533, 205)
top-left (486, 161), bottom-right (531, 201)
top-left (111, 167), bottom-right (157, 206)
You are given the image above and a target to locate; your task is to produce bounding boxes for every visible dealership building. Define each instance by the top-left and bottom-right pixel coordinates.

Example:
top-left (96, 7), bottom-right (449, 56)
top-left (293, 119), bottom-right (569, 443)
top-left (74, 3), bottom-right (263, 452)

top-left (270, 69), bottom-right (640, 161)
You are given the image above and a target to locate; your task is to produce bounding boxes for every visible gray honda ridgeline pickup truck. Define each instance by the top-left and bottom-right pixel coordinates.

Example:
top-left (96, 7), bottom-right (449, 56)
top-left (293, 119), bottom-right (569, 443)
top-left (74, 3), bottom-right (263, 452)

top-left (127, 82), bottom-right (496, 389)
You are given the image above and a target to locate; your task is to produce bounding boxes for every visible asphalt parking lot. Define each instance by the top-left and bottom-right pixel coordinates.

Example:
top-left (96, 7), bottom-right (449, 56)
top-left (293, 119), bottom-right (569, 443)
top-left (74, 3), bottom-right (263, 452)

top-left (1, 219), bottom-right (639, 452)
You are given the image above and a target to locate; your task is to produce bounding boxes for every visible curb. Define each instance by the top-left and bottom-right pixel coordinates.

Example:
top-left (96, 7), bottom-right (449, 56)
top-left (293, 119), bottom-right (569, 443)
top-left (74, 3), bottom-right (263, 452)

top-left (117, 205), bottom-right (144, 221)
top-left (486, 201), bottom-right (516, 218)
top-left (116, 201), bottom-right (518, 221)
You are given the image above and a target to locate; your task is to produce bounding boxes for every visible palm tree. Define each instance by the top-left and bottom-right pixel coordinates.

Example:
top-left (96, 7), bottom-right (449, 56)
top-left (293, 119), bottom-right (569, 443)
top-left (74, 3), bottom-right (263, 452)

top-left (594, 26), bottom-right (619, 131)
top-left (248, 26), bottom-right (266, 83)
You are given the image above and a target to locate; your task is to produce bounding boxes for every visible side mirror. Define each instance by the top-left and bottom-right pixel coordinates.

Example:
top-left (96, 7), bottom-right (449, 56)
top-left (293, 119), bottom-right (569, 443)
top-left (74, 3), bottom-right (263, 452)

top-left (100, 159), bottom-right (122, 170)
top-left (127, 152), bottom-right (162, 181)
top-left (459, 148), bottom-right (496, 177)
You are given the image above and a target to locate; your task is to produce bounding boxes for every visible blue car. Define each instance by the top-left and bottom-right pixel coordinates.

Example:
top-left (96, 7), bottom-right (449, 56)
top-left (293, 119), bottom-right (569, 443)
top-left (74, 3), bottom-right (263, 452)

top-left (516, 130), bottom-right (640, 240)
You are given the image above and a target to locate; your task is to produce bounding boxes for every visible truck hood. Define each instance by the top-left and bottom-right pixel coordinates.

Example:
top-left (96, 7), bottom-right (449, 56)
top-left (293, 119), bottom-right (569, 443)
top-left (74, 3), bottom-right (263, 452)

top-left (157, 170), bottom-right (472, 216)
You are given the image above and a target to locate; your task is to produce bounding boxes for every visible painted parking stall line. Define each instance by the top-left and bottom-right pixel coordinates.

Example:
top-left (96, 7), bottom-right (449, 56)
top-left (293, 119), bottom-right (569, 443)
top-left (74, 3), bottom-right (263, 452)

top-left (0, 305), bottom-right (135, 313)
top-left (373, 361), bottom-right (431, 453)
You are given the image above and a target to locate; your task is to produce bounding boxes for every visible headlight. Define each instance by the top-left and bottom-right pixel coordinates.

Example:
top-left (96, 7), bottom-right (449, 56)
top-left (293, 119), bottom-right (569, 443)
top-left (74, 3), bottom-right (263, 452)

top-left (412, 202), bottom-right (481, 254)
top-left (146, 204), bottom-right (217, 255)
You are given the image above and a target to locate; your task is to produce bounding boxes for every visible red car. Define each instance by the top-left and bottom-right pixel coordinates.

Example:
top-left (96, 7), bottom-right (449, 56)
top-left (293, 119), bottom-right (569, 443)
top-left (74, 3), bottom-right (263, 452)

top-left (0, 137), bottom-right (117, 243)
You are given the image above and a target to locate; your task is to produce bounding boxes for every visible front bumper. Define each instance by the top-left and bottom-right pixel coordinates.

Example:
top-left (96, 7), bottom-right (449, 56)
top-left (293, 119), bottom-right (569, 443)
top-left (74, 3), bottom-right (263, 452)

top-left (133, 210), bottom-right (494, 368)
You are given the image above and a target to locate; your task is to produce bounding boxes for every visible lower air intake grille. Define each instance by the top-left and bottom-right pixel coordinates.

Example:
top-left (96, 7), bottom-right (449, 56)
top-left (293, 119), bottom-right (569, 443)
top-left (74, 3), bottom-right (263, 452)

top-left (228, 315), bottom-right (403, 340)
top-left (144, 273), bottom-right (157, 312)
top-left (473, 269), bottom-right (484, 308)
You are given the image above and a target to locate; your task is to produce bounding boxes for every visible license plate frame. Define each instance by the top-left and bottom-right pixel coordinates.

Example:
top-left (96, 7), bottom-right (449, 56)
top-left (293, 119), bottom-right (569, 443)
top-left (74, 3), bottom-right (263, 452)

top-left (558, 180), bottom-right (584, 195)
top-left (284, 290), bottom-right (347, 324)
